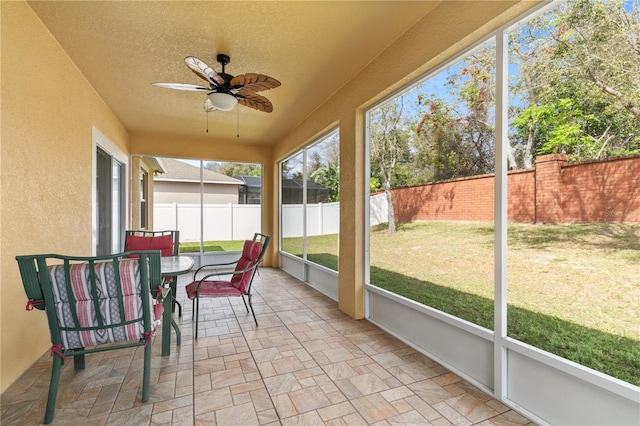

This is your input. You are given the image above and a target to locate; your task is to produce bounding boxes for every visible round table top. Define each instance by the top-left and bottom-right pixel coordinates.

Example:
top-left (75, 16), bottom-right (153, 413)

top-left (160, 255), bottom-right (194, 276)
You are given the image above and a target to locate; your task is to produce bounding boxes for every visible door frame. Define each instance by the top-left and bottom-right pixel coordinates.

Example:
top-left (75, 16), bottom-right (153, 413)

top-left (92, 126), bottom-right (128, 255)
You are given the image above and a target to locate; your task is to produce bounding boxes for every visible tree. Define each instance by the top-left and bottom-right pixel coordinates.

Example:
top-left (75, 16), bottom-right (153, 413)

top-left (310, 163), bottom-right (340, 201)
top-left (509, 22), bottom-right (553, 168)
top-left (373, 0), bottom-right (640, 198)
top-left (207, 162), bottom-right (261, 177)
top-left (369, 96), bottom-right (413, 233)
top-left (510, 0), bottom-right (640, 163)
top-left (414, 97), bottom-right (472, 180)
top-left (414, 43), bottom-right (497, 180)
top-left (556, 0), bottom-right (640, 121)
top-left (306, 132), bottom-right (340, 201)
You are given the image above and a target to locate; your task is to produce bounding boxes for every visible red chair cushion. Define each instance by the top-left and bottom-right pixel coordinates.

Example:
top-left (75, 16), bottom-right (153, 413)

top-left (242, 240), bottom-right (262, 261)
top-left (185, 280), bottom-right (243, 299)
top-left (126, 235), bottom-right (174, 257)
top-left (231, 240), bottom-right (263, 293)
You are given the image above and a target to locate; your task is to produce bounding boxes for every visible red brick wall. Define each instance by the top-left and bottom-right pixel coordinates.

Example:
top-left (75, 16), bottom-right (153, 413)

top-left (390, 154), bottom-right (640, 224)
top-left (392, 174), bottom-right (494, 222)
top-left (561, 156), bottom-right (640, 223)
top-left (507, 169), bottom-right (536, 222)
top-left (535, 154), bottom-right (566, 223)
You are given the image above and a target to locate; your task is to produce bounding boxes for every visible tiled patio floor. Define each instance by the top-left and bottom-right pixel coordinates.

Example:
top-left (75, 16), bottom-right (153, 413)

top-left (1, 268), bottom-right (535, 425)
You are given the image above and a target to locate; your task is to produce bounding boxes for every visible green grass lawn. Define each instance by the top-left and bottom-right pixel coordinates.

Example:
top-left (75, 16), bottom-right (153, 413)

top-left (179, 240), bottom-right (245, 253)
top-left (283, 222), bottom-right (640, 385)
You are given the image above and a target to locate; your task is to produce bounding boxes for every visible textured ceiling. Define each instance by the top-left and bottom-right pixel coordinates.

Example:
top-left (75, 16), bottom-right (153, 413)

top-left (28, 1), bottom-right (440, 146)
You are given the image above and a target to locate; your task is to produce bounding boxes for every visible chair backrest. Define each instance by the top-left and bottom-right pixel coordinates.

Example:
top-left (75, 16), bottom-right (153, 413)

top-left (231, 234), bottom-right (270, 294)
top-left (124, 230), bottom-right (179, 257)
top-left (16, 251), bottom-right (161, 350)
top-left (252, 232), bottom-right (270, 260)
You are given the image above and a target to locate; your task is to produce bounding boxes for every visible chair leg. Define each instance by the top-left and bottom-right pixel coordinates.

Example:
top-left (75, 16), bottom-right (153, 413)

top-left (142, 336), bottom-right (151, 402)
top-left (170, 318), bottom-right (181, 346)
top-left (241, 295), bottom-right (249, 313)
top-left (44, 353), bottom-right (64, 424)
top-left (169, 276), bottom-right (182, 317)
top-left (247, 294), bottom-right (258, 327)
top-left (193, 298), bottom-right (199, 339)
top-left (73, 352), bottom-right (85, 371)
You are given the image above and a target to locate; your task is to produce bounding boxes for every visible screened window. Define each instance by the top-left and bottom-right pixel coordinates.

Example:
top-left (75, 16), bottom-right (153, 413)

top-left (366, 0), bottom-right (639, 385)
top-left (505, 1), bottom-right (640, 385)
top-left (367, 41), bottom-right (496, 329)
top-left (151, 157), bottom-right (262, 253)
top-left (280, 129), bottom-right (340, 271)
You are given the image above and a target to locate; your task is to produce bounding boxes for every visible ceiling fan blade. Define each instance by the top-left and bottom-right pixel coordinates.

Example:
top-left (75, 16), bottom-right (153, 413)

top-left (231, 73), bottom-right (281, 92)
top-left (185, 56), bottom-right (224, 86)
top-left (237, 90), bottom-right (274, 113)
top-left (152, 82), bottom-right (210, 91)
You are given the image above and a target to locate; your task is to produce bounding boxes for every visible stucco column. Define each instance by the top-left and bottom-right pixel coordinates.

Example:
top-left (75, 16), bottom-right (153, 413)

top-left (130, 156), bottom-right (142, 228)
top-left (261, 152), bottom-right (275, 267)
top-left (338, 110), bottom-right (365, 319)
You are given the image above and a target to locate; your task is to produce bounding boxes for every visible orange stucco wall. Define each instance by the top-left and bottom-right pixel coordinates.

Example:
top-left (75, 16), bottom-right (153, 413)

top-left (0, 2), bottom-right (130, 393)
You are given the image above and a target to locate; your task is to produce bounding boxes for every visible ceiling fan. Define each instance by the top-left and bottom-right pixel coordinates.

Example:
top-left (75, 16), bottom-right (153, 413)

top-left (153, 54), bottom-right (281, 113)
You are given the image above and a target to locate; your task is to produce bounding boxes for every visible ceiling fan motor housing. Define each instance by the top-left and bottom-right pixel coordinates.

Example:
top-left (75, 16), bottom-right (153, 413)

top-left (216, 54), bottom-right (231, 66)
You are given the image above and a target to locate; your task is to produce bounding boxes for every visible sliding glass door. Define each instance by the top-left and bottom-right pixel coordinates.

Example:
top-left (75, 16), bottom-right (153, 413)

top-left (96, 146), bottom-right (125, 255)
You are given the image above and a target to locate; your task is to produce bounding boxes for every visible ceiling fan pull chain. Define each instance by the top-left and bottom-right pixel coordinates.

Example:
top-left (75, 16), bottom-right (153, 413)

top-left (206, 109), bottom-right (209, 133)
top-left (237, 106), bottom-right (240, 138)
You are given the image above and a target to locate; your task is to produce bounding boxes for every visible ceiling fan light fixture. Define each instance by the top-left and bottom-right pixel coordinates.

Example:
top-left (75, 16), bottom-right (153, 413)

top-left (207, 92), bottom-right (237, 111)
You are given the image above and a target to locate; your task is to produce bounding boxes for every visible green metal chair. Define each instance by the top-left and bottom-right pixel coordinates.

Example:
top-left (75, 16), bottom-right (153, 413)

top-left (16, 251), bottom-right (162, 424)
top-left (186, 233), bottom-right (270, 338)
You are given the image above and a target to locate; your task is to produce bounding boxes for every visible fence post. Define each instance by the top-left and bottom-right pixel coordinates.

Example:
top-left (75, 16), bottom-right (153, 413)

top-left (535, 154), bottom-right (568, 224)
top-left (173, 202), bottom-right (178, 230)
top-left (229, 203), bottom-right (234, 241)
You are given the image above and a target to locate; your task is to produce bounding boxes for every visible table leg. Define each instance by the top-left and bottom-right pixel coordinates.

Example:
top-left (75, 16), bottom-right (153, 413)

top-left (161, 287), bottom-right (181, 356)
top-left (167, 276), bottom-right (183, 316)
top-left (161, 288), bottom-right (172, 356)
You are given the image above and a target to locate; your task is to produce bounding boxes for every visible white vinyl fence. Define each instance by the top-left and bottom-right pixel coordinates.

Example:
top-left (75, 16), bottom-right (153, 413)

top-left (281, 202), bottom-right (340, 238)
top-left (154, 195), bottom-right (388, 242)
top-left (154, 203), bottom-right (261, 242)
top-left (369, 192), bottom-right (388, 226)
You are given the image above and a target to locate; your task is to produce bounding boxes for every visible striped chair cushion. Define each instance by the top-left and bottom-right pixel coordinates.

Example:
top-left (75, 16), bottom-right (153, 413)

top-left (47, 259), bottom-right (146, 350)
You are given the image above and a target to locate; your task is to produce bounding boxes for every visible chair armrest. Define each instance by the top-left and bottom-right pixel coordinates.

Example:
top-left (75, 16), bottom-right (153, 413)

top-left (192, 261), bottom-right (238, 280)
top-left (193, 263), bottom-right (261, 292)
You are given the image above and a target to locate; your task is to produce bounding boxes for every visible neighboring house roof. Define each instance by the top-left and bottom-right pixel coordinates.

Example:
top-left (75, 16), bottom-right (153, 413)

top-left (234, 176), bottom-right (262, 188)
top-left (156, 158), bottom-right (242, 185)
top-left (235, 175), bottom-right (327, 190)
top-left (281, 178), bottom-right (327, 190)
top-left (142, 156), bottom-right (166, 174)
